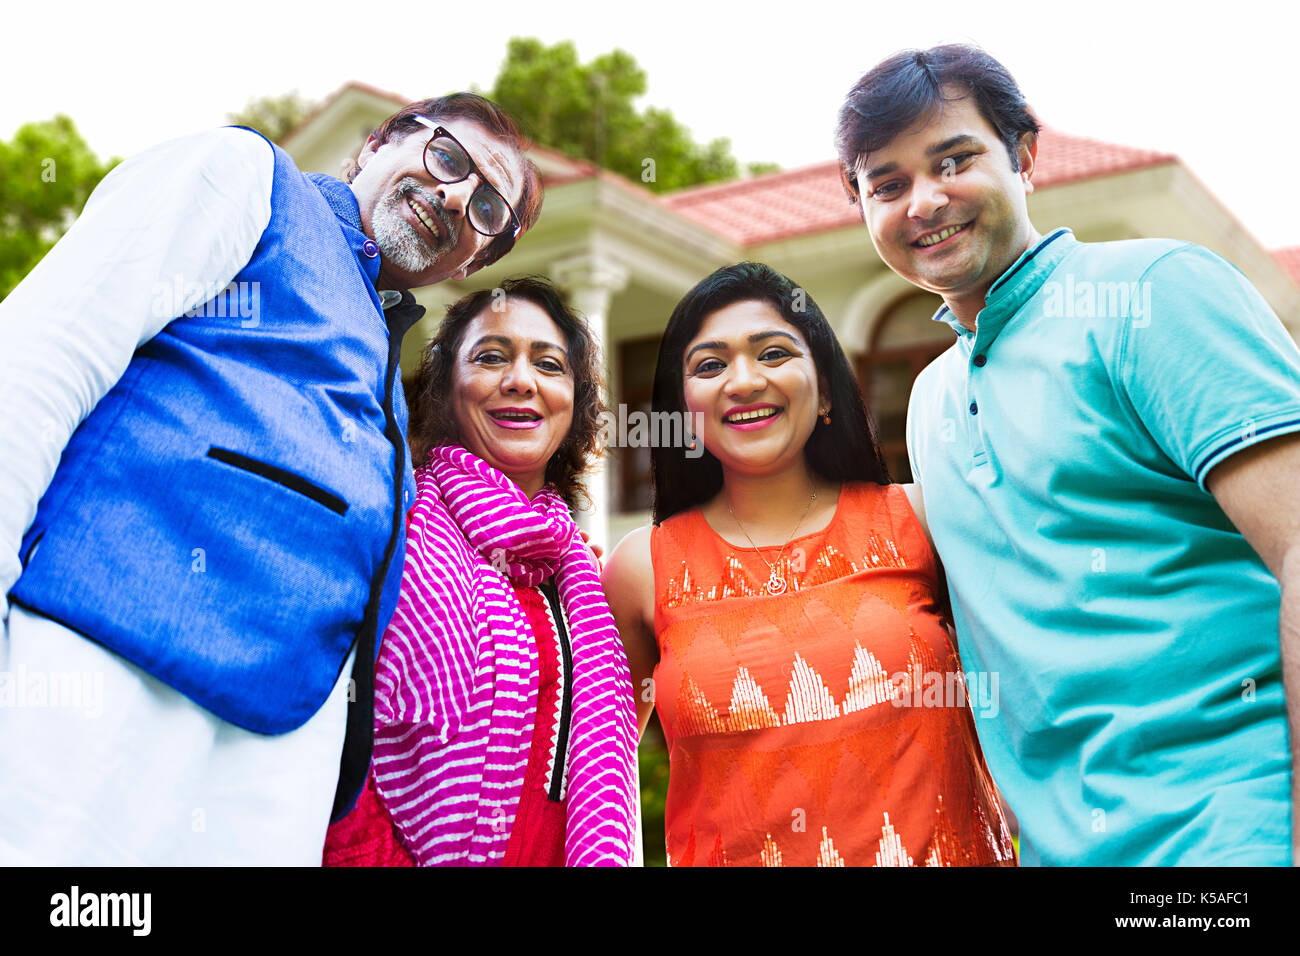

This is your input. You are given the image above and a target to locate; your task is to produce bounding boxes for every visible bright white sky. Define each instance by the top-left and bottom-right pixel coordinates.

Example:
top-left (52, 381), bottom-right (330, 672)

top-left (4, 0), bottom-right (1294, 248)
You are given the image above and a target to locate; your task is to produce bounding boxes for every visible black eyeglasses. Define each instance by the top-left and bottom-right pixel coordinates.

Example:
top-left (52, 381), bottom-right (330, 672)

top-left (412, 115), bottom-right (520, 240)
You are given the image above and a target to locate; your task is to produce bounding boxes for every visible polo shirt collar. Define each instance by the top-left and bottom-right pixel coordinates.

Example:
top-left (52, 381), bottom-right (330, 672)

top-left (932, 227), bottom-right (1076, 338)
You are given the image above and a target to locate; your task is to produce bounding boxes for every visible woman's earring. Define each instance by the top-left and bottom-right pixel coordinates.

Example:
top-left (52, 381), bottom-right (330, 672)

top-left (820, 407), bottom-right (831, 426)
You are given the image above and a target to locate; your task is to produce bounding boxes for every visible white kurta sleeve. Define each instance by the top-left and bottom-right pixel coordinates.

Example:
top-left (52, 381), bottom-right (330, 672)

top-left (0, 126), bottom-right (275, 619)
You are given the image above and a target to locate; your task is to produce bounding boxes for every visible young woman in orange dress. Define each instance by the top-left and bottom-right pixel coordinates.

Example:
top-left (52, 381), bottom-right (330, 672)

top-left (602, 262), bottom-right (1016, 867)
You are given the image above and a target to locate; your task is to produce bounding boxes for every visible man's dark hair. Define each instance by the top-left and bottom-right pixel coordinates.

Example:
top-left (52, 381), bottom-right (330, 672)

top-left (835, 44), bottom-right (1041, 203)
top-left (651, 262), bottom-right (890, 524)
top-left (407, 275), bottom-right (603, 511)
top-left (348, 92), bottom-right (543, 271)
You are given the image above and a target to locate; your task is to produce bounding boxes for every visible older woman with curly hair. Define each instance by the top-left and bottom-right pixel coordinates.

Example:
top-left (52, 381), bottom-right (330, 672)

top-left (323, 276), bottom-right (639, 867)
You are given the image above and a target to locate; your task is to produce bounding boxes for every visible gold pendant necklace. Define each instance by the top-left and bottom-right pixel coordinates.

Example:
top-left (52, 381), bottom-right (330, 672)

top-left (725, 485), bottom-right (817, 596)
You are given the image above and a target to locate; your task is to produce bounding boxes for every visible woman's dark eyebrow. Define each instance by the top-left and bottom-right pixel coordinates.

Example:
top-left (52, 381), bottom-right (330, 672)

top-left (685, 339), bottom-right (727, 363)
top-left (749, 330), bottom-right (800, 346)
top-left (468, 334), bottom-right (512, 351)
top-left (687, 330), bottom-right (800, 363)
top-left (467, 335), bottom-right (567, 356)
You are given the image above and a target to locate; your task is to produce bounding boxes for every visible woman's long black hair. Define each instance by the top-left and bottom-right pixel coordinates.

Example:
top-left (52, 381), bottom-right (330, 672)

top-left (651, 262), bottom-right (891, 524)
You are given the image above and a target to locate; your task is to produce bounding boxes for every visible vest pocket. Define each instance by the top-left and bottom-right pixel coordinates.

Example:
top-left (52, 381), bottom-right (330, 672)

top-left (206, 446), bottom-right (349, 515)
top-left (21, 531), bottom-right (45, 566)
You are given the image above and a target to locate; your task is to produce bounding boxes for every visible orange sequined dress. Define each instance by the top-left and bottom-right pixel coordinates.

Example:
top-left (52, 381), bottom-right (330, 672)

top-left (650, 482), bottom-right (1016, 867)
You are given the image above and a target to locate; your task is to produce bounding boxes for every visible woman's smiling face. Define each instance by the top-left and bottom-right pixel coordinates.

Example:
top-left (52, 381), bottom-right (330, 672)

top-left (450, 298), bottom-right (575, 496)
top-left (681, 299), bottom-right (825, 477)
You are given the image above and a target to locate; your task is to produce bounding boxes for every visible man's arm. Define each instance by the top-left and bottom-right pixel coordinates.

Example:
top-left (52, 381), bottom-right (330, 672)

top-left (1206, 432), bottom-right (1300, 865)
top-left (1107, 243), bottom-right (1300, 862)
top-left (0, 127), bottom-right (273, 618)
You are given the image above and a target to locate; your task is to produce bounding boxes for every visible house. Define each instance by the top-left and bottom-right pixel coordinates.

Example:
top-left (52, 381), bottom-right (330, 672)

top-left (285, 82), bottom-right (1300, 551)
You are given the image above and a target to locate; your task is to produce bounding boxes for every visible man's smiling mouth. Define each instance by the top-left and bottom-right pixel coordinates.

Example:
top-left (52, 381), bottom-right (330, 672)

top-left (914, 221), bottom-right (971, 247)
top-left (406, 195), bottom-right (445, 241)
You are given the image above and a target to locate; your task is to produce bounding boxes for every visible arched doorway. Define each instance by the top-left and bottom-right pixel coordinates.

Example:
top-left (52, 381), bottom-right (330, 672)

top-left (855, 292), bottom-right (952, 482)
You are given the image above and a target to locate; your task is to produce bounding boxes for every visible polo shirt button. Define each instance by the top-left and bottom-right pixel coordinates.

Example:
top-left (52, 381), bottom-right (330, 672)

top-left (362, 239), bottom-right (379, 258)
top-left (973, 354), bottom-right (987, 367)
top-left (969, 401), bottom-right (978, 415)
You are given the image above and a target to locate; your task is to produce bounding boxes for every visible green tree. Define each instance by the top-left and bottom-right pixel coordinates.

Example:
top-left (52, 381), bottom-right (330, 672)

top-left (228, 90), bottom-right (316, 144)
top-left (0, 115), bottom-right (117, 299)
top-left (489, 38), bottom-right (774, 193)
top-left (746, 161), bottom-right (783, 178)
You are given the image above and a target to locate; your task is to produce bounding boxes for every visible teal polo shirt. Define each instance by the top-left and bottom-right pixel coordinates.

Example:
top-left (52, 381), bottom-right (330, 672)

top-left (907, 227), bottom-right (1298, 866)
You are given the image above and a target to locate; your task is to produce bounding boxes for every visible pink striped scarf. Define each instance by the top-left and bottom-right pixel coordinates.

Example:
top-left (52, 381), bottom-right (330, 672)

top-left (371, 444), bottom-right (638, 866)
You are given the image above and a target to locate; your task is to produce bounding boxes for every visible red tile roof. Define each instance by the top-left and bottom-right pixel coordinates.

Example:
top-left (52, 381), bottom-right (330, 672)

top-left (280, 81), bottom-right (413, 150)
top-left (1274, 247), bottom-right (1300, 285)
top-left (661, 127), bottom-right (1176, 246)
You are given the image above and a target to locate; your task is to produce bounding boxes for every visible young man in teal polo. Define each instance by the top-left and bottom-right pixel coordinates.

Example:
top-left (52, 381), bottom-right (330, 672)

top-left (837, 44), bottom-right (1299, 865)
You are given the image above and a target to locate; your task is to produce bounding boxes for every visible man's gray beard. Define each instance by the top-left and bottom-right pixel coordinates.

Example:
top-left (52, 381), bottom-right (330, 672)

top-left (371, 181), bottom-right (454, 275)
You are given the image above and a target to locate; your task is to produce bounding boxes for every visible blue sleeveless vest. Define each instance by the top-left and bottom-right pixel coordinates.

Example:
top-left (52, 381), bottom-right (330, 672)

top-left (12, 136), bottom-right (419, 757)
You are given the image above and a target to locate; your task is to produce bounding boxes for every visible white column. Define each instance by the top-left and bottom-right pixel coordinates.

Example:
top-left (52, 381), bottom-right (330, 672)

top-left (551, 254), bottom-right (629, 556)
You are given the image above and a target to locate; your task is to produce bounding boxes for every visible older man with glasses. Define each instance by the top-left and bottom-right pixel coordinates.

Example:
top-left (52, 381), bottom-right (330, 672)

top-left (0, 92), bottom-right (542, 865)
